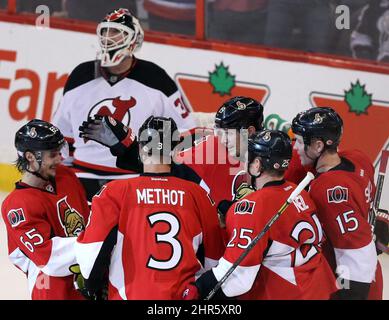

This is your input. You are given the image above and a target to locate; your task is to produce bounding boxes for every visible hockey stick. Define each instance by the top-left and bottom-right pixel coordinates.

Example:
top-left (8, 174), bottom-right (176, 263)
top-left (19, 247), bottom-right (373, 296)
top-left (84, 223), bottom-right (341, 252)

top-left (370, 150), bottom-right (389, 227)
top-left (204, 172), bottom-right (315, 300)
top-left (370, 150), bottom-right (389, 254)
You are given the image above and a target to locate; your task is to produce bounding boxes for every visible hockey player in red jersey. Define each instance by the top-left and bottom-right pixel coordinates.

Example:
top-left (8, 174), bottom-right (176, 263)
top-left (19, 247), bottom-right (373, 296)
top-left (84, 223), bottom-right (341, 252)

top-left (79, 96), bottom-right (310, 224)
top-left (183, 130), bottom-right (337, 300)
top-left (176, 96), bottom-right (264, 205)
top-left (291, 107), bottom-right (382, 300)
top-left (75, 116), bottom-right (224, 299)
top-left (80, 96), bottom-right (263, 247)
top-left (80, 96), bottom-right (263, 211)
top-left (1, 120), bottom-right (89, 300)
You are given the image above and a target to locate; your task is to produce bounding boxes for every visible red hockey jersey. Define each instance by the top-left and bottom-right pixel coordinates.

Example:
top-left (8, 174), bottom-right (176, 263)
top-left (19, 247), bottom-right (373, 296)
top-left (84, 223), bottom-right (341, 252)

top-left (211, 180), bottom-right (337, 299)
top-left (309, 150), bottom-right (380, 297)
top-left (177, 135), bottom-right (313, 207)
top-left (177, 134), bottom-right (253, 205)
top-left (76, 173), bottom-right (224, 299)
top-left (1, 165), bottom-right (89, 300)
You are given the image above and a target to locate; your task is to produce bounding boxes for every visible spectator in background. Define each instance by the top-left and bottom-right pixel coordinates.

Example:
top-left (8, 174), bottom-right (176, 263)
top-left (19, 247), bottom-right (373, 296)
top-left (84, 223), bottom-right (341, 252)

top-left (143, 0), bottom-right (196, 35)
top-left (351, 0), bottom-right (389, 62)
top-left (264, 0), bottom-right (332, 53)
top-left (328, 0), bottom-right (369, 58)
top-left (207, 0), bottom-right (268, 45)
top-left (65, 0), bottom-right (137, 22)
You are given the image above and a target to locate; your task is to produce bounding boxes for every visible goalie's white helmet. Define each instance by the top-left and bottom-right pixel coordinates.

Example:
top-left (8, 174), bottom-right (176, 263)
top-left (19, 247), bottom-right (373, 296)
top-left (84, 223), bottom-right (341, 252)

top-left (96, 8), bottom-right (144, 67)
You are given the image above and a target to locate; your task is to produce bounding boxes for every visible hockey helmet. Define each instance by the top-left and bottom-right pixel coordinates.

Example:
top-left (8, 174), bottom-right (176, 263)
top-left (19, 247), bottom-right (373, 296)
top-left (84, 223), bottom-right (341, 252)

top-left (214, 96), bottom-right (264, 131)
top-left (291, 107), bottom-right (343, 148)
top-left (248, 129), bottom-right (292, 171)
top-left (15, 119), bottom-right (65, 154)
top-left (97, 8), bottom-right (144, 67)
top-left (138, 116), bottom-right (180, 157)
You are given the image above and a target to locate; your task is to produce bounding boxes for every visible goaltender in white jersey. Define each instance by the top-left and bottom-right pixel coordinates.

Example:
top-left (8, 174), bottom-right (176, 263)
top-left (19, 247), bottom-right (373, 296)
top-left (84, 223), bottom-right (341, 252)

top-left (52, 8), bottom-right (195, 200)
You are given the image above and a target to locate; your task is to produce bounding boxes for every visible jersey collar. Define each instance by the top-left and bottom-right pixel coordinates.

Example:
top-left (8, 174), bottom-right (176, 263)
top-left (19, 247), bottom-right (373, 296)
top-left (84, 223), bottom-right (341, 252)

top-left (100, 57), bottom-right (138, 86)
top-left (262, 179), bottom-right (286, 189)
top-left (16, 180), bottom-right (57, 194)
top-left (140, 172), bottom-right (172, 177)
top-left (328, 157), bottom-right (355, 173)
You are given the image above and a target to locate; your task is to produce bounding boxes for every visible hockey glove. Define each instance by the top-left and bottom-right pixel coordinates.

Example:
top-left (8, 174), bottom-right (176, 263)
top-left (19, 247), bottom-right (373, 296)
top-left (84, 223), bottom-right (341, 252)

top-left (375, 208), bottom-right (389, 255)
top-left (79, 115), bottom-right (135, 151)
top-left (217, 200), bottom-right (235, 228)
top-left (69, 264), bottom-right (96, 300)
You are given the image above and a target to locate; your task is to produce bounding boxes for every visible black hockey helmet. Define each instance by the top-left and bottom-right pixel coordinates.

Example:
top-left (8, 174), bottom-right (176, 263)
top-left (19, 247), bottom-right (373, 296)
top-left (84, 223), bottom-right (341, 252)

top-left (138, 116), bottom-right (180, 156)
top-left (214, 96), bottom-right (264, 131)
top-left (15, 119), bottom-right (65, 153)
top-left (248, 130), bottom-right (292, 171)
top-left (291, 107), bottom-right (343, 148)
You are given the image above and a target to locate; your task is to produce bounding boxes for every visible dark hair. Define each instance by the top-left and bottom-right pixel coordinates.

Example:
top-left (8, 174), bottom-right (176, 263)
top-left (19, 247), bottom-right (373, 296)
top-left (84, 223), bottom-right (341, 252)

top-left (14, 156), bottom-right (27, 173)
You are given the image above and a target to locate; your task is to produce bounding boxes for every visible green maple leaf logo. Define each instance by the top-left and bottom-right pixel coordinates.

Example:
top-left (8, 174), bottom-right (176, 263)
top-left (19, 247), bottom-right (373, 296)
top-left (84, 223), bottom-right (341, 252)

top-left (344, 80), bottom-right (372, 115)
top-left (209, 62), bottom-right (235, 96)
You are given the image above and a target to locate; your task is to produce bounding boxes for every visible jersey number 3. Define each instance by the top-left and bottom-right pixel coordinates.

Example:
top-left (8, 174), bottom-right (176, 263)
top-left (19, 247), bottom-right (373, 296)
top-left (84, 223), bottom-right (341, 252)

top-left (146, 212), bottom-right (183, 270)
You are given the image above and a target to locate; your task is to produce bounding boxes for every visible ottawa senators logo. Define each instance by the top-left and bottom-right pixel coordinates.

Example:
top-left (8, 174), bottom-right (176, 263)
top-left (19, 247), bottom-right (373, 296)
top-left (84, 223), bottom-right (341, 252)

top-left (57, 197), bottom-right (85, 237)
top-left (235, 183), bottom-right (255, 200)
top-left (234, 199), bottom-right (256, 215)
top-left (327, 186), bottom-right (348, 204)
top-left (232, 170), bottom-right (255, 200)
top-left (7, 208), bottom-right (26, 228)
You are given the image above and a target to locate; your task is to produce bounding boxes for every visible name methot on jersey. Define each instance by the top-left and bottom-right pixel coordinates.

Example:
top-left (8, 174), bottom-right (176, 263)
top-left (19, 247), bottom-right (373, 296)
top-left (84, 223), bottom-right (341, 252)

top-left (137, 178), bottom-right (185, 206)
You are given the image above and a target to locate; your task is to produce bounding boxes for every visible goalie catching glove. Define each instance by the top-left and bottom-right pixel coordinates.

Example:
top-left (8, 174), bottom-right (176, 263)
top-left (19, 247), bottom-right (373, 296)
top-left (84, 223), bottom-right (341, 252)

top-left (79, 115), bottom-right (136, 156)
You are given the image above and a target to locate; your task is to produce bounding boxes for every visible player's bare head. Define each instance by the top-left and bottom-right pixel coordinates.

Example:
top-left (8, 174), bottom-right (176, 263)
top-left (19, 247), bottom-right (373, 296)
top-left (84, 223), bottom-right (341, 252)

top-left (97, 8), bottom-right (144, 67)
top-left (138, 116), bottom-right (181, 165)
top-left (15, 119), bottom-right (65, 180)
top-left (247, 130), bottom-right (292, 180)
top-left (291, 107), bottom-right (343, 165)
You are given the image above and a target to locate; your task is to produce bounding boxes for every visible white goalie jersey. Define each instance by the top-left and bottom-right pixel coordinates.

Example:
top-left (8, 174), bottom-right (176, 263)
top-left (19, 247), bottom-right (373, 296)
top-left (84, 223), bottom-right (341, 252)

top-left (53, 58), bottom-right (196, 178)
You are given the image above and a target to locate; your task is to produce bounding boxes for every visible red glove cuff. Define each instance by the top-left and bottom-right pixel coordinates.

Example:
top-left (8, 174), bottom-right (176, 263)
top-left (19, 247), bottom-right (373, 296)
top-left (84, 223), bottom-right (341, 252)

top-left (120, 128), bottom-right (135, 148)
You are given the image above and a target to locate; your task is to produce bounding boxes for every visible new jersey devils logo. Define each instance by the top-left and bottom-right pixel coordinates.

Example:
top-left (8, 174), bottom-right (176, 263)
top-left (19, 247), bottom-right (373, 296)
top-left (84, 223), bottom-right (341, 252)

top-left (88, 96), bottom-right (137, 126)
top-left (105, 8), bottom-right (129, 21)
top-left (57, 197), bottom-right (85, 237)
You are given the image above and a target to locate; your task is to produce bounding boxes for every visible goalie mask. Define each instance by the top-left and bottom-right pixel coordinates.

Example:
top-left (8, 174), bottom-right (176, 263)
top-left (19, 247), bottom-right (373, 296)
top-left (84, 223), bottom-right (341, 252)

top-left (97, 8), bottom-right (144, 67)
